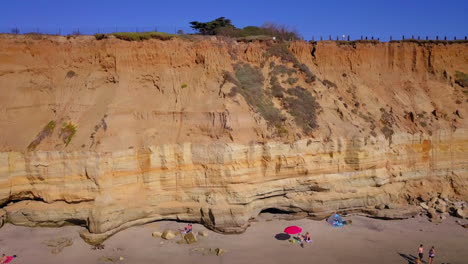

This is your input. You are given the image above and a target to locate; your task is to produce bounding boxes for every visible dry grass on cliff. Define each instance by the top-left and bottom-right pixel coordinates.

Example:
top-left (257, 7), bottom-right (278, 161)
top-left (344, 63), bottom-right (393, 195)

top-left (27, 121), bottom-right (56, 151)
top-left (60, 122), bottom-right (77, 146)
top-left (322, 79), bottom-right (337, 88)
top-left (94, 34), bottom-right (108, 40)
top-left (270, 64), bottom-right (296, 76)
top-left (227, 64), bottom-right (285, 127)
top-left (226, 60), bottom-right (320, 135)
top-left (265, 43), bottom-right (315, 83)
top-left (111, 31), bottom-right (175, 41)
top-left (269, 76), bottom-right (285, 98)
top-left (282, 87), bottom-right (320, 133)
top-left (455, 71), bottom-right (468, 88)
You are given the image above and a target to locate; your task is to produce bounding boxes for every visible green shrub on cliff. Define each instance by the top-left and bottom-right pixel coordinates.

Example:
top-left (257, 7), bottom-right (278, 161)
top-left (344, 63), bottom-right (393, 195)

top-left (270, 76), bottom-right (285, 98)
top-left (283, 86), bottom-right (319, 133)
top-left (112, 31), bottom-right (174, 41)
top-left (27, 121), bottom-right (56, 151)
top-left (265, 43), bottom-right (315, 83)
top-left (228, 64), bottom-right (285, 127)
top-left (61, 122), bottom-right (77, 146)
top-left (94, 33), bottom-right (108, 40)
top-left (455, 71), bottom-right (468, 88)
top-left (189, 17), bottom-right (300, 40)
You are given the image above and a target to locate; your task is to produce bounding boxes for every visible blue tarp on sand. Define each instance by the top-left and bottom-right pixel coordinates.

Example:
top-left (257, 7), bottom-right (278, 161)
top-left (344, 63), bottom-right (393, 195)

top-left (327, 214), bottom-right (344, 227)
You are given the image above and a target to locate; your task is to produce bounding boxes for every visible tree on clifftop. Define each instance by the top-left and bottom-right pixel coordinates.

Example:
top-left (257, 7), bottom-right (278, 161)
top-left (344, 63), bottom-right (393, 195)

top-left (189, 17), bottom-right (235, 35)
top-left (189, 17), bottom-right (301, 40)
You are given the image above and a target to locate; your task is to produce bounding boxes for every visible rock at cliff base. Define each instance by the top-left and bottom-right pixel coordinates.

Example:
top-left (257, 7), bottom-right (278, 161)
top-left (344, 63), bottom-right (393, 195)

top-left (0, 209), bottom-right (6, 228)
top-left (152, 231), bottom-right (162, 238)
top-left (375, 204), bottom-right (386, 210)
top-left (420, 202), bottom-right (429, 210)
top-left (440, 213), bottom-right (447, 220)
top-left (427, 208), bottom-right (437, 219)
top-left (215, 248), bottom-right (226, 256)
top-left (184, 232), bottom-right (198, 244)
top-left (427, 208), bottom-right (442, 223)
top-left (198, 231), bottom-right (208, 237)
top-left (161, 230), bottom-right (176, 240)
top-left (435, 203), bottom-right (447, 213)
top-left (176, 239), bottom-right (187, 244)
top-left (456, 208), bottom-right (467, 219)
top-left (364, 206), bottom-right (420, 219)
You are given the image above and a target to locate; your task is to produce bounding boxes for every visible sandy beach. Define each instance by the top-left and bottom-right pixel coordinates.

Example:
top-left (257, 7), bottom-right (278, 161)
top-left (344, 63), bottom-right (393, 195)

top-left (0, 214), bottom-right (467, 264)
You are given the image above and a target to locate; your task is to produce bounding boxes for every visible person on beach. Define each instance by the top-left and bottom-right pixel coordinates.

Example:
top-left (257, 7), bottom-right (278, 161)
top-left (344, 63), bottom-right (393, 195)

top-left (183, 224), bottom-right (193, 234)
top-left (417, 244), bottom-right (424, 264)
top-left (428, 246), bottom-right (435, 264)
top-left (292, 234), bottom-right (305, 248)
top-left (0, 254), bottom-right (17, 264)
top-left (297, 235), bottom-right (304, 248)
top-left (304, 232), bottom-right (311, 243)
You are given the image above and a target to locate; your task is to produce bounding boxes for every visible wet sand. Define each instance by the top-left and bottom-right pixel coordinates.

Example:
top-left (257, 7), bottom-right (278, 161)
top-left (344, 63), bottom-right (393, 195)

top-left (0, 215), bottom-right (467, 264)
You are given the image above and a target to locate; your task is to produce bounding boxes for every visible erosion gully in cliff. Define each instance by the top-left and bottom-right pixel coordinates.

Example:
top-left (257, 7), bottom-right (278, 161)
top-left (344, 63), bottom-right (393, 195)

top-left (0, 34), bottom-right (467, 244)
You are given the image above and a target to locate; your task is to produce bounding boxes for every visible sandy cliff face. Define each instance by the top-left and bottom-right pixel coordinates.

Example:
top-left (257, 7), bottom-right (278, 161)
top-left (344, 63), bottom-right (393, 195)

top-left (0, 35), bottom-right (467, 243)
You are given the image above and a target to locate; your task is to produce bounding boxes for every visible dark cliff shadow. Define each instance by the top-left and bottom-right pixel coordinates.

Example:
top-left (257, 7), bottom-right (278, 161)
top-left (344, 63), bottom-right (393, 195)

top-left (274, 233), bottom-right (291, 240)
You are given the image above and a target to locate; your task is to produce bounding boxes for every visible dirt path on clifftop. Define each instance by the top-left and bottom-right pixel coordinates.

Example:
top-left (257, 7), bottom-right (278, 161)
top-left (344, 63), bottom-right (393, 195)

top-left (0, 216), bottom-right (467, 264)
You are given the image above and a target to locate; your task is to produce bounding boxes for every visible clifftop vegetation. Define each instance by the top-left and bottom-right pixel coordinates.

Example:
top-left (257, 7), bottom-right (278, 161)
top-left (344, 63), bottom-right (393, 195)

top-left (190, 17), bottom-right (301, 40)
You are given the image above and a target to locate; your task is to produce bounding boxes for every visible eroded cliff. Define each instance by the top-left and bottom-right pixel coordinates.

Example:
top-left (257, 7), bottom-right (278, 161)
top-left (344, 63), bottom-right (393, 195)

top-left (0, 35), bottom-right (467, 243)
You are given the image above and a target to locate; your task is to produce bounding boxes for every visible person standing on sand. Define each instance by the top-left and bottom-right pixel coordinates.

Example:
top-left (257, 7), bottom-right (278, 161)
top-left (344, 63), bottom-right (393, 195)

top-left (428, 246), bottom-right (435, 264)
top-left (417, 244), bottom-right (424, 264)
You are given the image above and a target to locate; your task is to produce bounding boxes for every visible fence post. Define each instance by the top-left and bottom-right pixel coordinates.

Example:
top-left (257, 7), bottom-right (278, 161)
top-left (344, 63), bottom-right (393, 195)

top-left (465, 36), bottom-right (467, 40)
top-left (312, 36), bottom-right (314, 41)
top-left (412, 35), bottom-right (414, 39)
top-left (444, 36), bottom-right (446, 40)
top-left (347, 35), bottom-right (350, 41)
top-left (426, 36), bottom-right (428, 40)
top-left (360, 35), bottom-right (363, 40)
top-left (454, 36), bottom-right (457, 40)
top-left (371, 36), bottom-right (374, 40)
top-left (402, 35), bottom-right (405, 40)
top-left (329, 35), bottom-right (331, 40)
top-left (365, 36), bottom-right (368, 40)
top-left (390, 36), bottom-right (392, 41)
top-left (436, 36), bottom-right (438, 40)
top-left (320, 36), bottom-right (323, 41)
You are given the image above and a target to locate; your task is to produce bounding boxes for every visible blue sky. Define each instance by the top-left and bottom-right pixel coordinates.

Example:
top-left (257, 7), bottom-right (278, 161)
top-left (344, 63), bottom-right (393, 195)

top-left (1, 0), bottom-right (467, 40)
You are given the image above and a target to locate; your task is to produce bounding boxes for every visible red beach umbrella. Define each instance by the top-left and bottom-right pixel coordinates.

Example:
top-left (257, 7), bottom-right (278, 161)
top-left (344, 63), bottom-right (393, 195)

top-left (284, 226), bottom-right (302, 234)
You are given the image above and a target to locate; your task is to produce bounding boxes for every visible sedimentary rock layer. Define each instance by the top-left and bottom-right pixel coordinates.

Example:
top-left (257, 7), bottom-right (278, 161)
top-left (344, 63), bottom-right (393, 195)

top-left (0, 35), bottom-right (467, 243)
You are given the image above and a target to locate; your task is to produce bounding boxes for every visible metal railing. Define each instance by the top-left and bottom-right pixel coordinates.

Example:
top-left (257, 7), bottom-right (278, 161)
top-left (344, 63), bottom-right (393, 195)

top-left (310, 35), bottom-right (467, 42)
